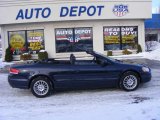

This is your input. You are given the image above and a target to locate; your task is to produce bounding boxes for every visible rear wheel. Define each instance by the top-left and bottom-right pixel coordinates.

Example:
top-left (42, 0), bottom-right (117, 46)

top-left (120, 71), bottom-right (140, 91)
top-left (31, 77), bottom-right (52, 98)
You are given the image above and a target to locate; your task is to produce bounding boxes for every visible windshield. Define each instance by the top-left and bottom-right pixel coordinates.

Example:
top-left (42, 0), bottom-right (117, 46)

top-left (93, 51), bottom-right (117, 62)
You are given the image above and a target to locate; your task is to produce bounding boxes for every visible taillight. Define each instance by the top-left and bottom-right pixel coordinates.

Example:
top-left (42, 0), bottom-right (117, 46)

top-left (10, 68), bottom-right (20, 74)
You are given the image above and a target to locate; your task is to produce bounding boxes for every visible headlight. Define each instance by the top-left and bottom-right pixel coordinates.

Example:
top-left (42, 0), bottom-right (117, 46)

top-left (142, 67), bottom-right (150, 72)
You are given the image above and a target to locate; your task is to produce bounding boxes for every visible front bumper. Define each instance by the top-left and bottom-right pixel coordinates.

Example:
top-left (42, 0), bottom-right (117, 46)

top-left (8, 74), bottom-right (29, 89)
top-left (141, 72), bottom-right (152, 83)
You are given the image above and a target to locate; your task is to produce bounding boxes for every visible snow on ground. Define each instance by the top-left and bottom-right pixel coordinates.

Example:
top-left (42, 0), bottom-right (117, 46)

top-left (0, 68), bottom-right (160, 120)
top-left (113, 41), bottom-right (160, 61)
top-left (0, 42), bottom-right (160, 120)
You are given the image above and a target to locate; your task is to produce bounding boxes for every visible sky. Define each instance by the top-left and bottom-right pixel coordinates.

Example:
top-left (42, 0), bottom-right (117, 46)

top-left (152, 0), bottom-right (160, 13)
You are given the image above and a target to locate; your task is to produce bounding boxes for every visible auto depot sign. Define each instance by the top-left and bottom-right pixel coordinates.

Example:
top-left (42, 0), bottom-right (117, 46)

top-left (0, 1), bottom-right (151, 24)
top-left (16, 6), bottom-right (105, 20)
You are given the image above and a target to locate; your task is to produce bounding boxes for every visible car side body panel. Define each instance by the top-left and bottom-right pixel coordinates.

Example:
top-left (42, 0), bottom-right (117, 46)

top-left (8, 51), bottom-right (152, 91)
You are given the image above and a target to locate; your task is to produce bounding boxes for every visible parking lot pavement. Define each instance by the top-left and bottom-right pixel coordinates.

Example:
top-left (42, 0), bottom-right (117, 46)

top-left (0, 59), bottom-right (160, 120)
top-left (122, 58), bottom-right (160, 68)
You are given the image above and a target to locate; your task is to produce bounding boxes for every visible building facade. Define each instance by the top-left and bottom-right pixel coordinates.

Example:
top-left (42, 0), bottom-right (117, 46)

top-left (0, 0), bottom-right (152, 60)
top-left (145, 14), bottom-right (160, 42)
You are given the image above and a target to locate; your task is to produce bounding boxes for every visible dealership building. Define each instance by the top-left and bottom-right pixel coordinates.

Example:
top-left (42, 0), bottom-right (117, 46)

top-left (0, 0), bottom-right (152, 60)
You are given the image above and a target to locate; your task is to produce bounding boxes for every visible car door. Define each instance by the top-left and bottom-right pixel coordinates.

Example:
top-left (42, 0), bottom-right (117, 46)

top-left (72, 60), bottom-right (120, 88)
top-left (49, 63), bottom-right (79, 89)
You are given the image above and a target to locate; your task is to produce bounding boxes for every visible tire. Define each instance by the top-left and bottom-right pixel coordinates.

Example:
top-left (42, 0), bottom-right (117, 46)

top-left (31, 76), bottom-right (52, 98)
top-left (120, 71), bottom-right (140, 91)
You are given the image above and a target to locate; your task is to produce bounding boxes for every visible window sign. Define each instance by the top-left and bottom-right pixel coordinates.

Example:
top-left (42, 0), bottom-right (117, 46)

top-left (55, 28), bottom-right (73, 42)
top-left (104, 27), bottom-right (120, 50)
top-left (27, 30), bottom-right (45, 54)
top-left (8, 31), bottom-right (26, 55)
top-left (74, 28), bottom-right (93, 51)
top-left (55, 28), bottom-right (74, 53)
top-left (55, 27), bottom-right (93, 53)
top-left (8, 29), bottom-right (45, 55)
top-left (104, 26), bottom-right (138, 50)
top-left (121, 27), bottom-right (138, 49)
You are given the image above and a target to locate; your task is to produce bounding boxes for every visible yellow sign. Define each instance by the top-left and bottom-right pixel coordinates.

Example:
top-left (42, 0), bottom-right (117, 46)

top-left (104, 36), bottom-right (120, 44)
top-left (122, 35), bottom-right (136, 43)
top-left (10, 34), bottom-right (25, 49)
top-left (28, 42), bottom-right (43, 50)
top-left (28, 32), bottom-right (43, 37)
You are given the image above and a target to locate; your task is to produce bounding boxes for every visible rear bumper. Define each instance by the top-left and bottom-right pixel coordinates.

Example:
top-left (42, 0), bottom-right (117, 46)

top-left (8, 75), bottom-right (29, 89)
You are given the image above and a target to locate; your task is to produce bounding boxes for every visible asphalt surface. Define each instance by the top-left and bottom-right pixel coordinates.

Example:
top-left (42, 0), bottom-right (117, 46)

top-left (123, 59), bottom-right (160, 69)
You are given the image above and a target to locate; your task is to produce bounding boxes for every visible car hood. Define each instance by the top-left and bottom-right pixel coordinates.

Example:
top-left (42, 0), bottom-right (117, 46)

top-left (114, 61), bottom-right (150, 70)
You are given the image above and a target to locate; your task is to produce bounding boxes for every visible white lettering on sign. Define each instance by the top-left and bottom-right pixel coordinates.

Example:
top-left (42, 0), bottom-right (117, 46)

top-left (104, 27), bottom-right (120, 36)
top-left (121, 27), bottom-right (137, 35)
top-left (56, 30), bottom-right (73, 35)
top-left (75, 29), bottom-right (91, 34)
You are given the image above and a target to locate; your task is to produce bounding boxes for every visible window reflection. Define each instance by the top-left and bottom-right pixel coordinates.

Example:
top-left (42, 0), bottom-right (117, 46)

top-left (55, 28), bottom-right (93, 53)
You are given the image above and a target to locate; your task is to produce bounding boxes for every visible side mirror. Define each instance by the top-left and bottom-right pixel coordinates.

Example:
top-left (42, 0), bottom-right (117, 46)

top-left (100, 60), bottom-right (107, 67)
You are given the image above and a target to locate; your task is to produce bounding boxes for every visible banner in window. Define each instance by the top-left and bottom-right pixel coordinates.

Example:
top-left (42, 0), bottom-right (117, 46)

top-left (55, 28), bottom-right (93, 53)
top-left (121, 27), bottom-right (138, 44)
top-left (9, 31), bottom-right (26, 55)
top-left (75, 28), bottom-right (93, 51)
top-left (27, 30), bottom-right (45, 52)
top-left (55, 29), bottom-right (73, 42)
top-left (104, 27), bottom-right (120, 44)
top-left (75, 28), bottom-right (92, 42)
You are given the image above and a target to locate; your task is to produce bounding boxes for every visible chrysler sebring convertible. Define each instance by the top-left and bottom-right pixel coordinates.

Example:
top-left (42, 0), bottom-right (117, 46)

top-left (8, 51), bottom-right (151, 98)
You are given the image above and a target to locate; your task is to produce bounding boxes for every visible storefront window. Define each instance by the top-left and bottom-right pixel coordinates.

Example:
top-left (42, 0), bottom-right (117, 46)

top-left (104, 26), bottom-right (138, 50)
top-left (8, 29), bottom-right (45, 55)
top-left (27, 30), bottom-right (45, 54)
top-left (55, 28), bottom-right (73, 53)
top-left (55, 28), bottom-right (93, 53)
top-left (74, 28), bottom-right (93, 51)
top-left (8, 31), bottom-right (26, 55)
top-left (104, 27), bottom-right (120, 50)
top-left (121, 26), bottom-right (138, 49)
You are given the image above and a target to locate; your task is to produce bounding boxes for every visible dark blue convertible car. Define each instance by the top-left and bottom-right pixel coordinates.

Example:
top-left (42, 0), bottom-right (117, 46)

top-left (8, 51), bottom-right (151, 98)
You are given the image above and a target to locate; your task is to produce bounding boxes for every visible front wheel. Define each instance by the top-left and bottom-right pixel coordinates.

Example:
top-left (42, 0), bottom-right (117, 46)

top-left (120, 71), bottom-right (140, 91)
top-left (31, 77), bottom-right (52, 98)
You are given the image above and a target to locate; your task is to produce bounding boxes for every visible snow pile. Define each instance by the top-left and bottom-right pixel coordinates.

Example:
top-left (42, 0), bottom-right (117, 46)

top-left (139, 42), bottom-right (160, 61)
top-left (0, 58), bottom-right (13, 69)
top-left (39, 49), bottom-right (46, 52)
top-left (113, 41), bottom-right (160, 61)
top-left (145, 41), bottom-right (160, 51)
